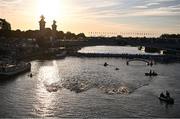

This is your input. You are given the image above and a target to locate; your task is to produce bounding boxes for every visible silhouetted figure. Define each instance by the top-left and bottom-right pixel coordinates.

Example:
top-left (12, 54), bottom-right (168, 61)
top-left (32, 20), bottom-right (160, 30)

top-left (30, 73), bottom-right (33, 78)
top-left (150, 61), bottom-right (153, 67)
top-left (104, 62), bottom-right (108, 67)
top-left (150, 70), bottom-right (152, 75)
top-left (145, 70), bottom-right (158, 77)
top-left (166, 91), bottom-right (170, 98)
top-left (127, 62), bottom-right (129, 65)
top-left (159, 91), bottom-right (174, 104)
top-left (160, 92), bottom-right (165, 98)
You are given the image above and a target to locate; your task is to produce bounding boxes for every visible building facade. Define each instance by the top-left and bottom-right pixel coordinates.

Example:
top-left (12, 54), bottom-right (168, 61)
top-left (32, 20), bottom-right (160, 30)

top-left (0, 19), bottom-right (11, 31)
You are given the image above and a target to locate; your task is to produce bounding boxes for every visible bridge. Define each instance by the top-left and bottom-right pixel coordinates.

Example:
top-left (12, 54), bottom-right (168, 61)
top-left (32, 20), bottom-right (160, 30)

top-left (126, 58), bottom-right (154, 65)
top-left (88, 32), bottom-right (160, 37)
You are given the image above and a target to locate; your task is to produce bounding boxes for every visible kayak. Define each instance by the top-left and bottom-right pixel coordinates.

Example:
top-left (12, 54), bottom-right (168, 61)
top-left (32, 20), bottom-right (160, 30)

top-left (159, 96), bottom-right (174, 104)
top-left (145, 73), bottom-right (158, 76)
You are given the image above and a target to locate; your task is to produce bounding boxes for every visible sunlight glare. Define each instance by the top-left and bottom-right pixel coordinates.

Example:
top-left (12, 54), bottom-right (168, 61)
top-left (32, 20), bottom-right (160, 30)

top-left (38, 0), bottom-right (65, 20)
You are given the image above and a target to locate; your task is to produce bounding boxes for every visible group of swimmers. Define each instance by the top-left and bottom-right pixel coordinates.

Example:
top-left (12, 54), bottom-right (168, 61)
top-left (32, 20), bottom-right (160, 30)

top-left (104, 62), bottom-right (119, 70)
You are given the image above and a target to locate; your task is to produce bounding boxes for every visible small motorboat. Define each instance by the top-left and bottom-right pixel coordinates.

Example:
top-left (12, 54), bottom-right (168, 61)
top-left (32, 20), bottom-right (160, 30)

top-left (55, 51), bottom-right (67, 59)
top-left (145, 72), bottom-right (158, 76)
top-left (0, 62), bottom-right (31, 79)
top-left (159, 96), bottom-right (174, 104)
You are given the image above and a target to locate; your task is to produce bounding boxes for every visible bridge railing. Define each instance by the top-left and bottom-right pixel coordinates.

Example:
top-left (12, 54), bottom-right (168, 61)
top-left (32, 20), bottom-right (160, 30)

top-left (87, 32), bottom-right (160, 37)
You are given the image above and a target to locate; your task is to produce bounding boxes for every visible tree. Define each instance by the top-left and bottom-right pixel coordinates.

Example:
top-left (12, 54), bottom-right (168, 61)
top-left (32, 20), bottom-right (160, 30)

top-left (57, 31), bottom-right (64, 39)
top-left (65, 31), bottom-right (76, 40)
top-left (77, 33), bottom-right (86, 38)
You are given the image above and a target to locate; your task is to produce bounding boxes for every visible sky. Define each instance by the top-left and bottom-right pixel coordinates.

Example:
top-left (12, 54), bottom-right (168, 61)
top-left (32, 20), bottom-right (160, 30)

top-left (0, 0), bottom-right (180, 36)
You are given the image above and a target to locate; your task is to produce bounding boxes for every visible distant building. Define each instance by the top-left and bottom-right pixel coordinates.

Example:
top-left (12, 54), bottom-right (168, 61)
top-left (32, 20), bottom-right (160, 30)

top-left (0, 18), bottom-right (11, 30)
top-left (39, 15), bottom-right (46, 31)
top-left (52, 20), bottom-right (57, 31)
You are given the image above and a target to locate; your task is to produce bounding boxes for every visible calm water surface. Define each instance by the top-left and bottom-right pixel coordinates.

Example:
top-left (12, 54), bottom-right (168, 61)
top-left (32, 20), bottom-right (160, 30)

top-left (78, 46), bottom-right (160, 55)
top-left (0, 47), bottom-right (180, 118)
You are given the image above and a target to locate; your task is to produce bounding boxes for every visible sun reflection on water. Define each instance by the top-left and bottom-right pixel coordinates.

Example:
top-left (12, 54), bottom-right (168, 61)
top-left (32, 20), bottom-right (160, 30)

top-left (38, 60), bottom-right (61, 85)
top-left (33, 60), bottom-right (62, 116)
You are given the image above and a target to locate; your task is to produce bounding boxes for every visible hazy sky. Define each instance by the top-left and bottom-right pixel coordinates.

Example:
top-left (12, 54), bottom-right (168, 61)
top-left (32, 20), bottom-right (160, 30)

top-left (0, 0), bottom-right (180, 36)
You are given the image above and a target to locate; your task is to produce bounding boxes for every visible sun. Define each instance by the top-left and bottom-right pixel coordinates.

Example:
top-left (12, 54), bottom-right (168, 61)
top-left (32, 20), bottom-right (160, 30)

top-left (37, 0), bottom-right (65, 20)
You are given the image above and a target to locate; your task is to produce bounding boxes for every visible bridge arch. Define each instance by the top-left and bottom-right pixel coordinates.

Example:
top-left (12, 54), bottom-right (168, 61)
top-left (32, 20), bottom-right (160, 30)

top-left (126, 58), bottom-right (153, 65)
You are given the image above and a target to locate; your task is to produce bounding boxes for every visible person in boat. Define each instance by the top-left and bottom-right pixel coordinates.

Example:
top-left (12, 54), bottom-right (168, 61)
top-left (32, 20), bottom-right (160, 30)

top-left (150, 61), bottom-right (153, 67)
top-left (160, 92), bottom-right (166, 98)
top-left (166, 90), bottom-right (170, 98)
top-left (149, 70), bottom-right (152, 75)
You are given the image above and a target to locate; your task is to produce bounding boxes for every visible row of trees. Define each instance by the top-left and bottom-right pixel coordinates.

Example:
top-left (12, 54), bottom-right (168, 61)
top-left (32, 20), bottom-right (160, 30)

top-left (160, 34), bottom-right (180, 39)
top-left (0, 29), bottom-right (86, 40)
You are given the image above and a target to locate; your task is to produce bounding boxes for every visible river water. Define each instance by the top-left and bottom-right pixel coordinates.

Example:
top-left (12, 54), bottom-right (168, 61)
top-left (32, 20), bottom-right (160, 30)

top-left (0, 47), bottom-right (180, 118)
top-left (78, 46), bottom-right (161, 55)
